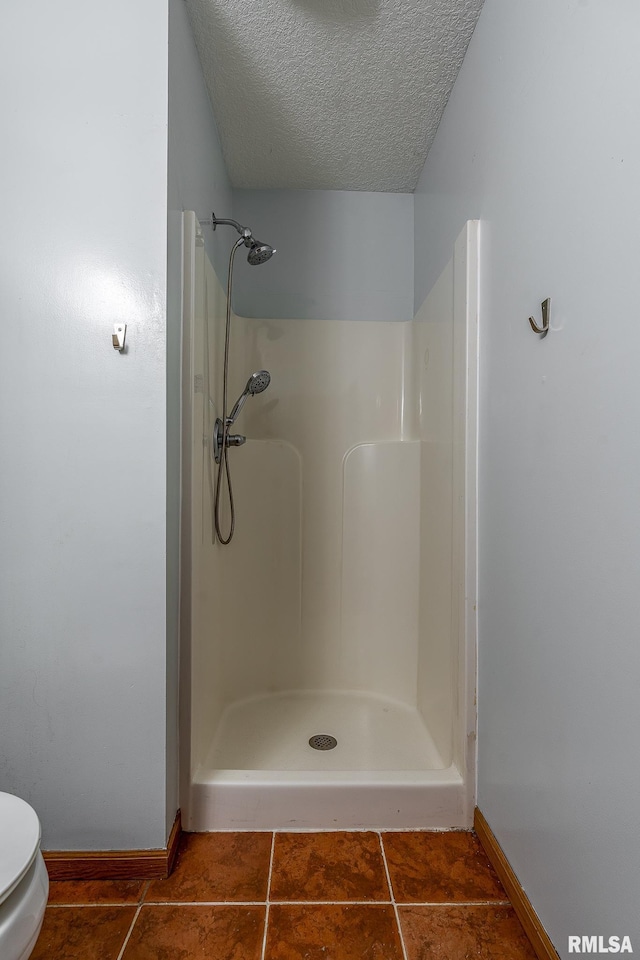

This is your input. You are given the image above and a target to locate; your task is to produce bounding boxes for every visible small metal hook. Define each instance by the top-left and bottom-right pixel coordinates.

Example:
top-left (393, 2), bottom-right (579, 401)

top-left (529, 298), bottom-right (551, 337)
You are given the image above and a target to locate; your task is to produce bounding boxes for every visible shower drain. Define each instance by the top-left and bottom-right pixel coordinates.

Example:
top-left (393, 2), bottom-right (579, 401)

top-left (309, 734), bottom-right (338, 751)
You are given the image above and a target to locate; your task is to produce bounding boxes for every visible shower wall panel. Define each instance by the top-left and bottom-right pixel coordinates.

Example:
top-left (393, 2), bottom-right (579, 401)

top-left (185, 218), bottom-right (477, 818)
top-left (217, 439), bottom-right (302, 701)
top-left (413, 257), bottom-right (456, 764)
top-left (189, 239), bottom-right (227, 771)
top-left (342, 441), bottom-right (421, 704)
top-left (236, 317), bottom-right (416, 700)
top-left (412, 223), bottom-right (479, 781)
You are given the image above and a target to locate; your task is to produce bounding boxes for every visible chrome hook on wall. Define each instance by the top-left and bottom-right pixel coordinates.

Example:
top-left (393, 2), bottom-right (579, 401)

top-left (529, 298), bottom-right (551, 338)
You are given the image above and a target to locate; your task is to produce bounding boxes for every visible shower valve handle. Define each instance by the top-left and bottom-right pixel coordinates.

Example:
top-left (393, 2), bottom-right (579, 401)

top-left (213, 417), bottom-right (246, 463)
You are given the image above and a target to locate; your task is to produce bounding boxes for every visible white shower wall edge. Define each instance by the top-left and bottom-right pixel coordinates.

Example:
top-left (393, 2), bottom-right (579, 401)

top-left (180, 213), bottom-right (478, 831)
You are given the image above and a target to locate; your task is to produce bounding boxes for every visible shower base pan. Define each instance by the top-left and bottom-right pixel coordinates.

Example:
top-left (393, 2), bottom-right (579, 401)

top-left (189, 691), bottom-right (468, 831)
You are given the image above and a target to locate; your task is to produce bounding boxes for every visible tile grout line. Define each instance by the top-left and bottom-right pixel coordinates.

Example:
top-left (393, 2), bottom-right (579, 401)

top-left (260, 831), bottom-right (276, 960)
top-left (114, 903), bottom-right (144, 960)
top-left (396, 901), bottom-right (512, 907)
top-left (45, 898), bottom-right (512, 908)
top-left (377, 831), bottom-right (409, 960)
top-left (113, 880), bottom-right (149, 960)
top-left (262, 899), bottom-right (395, 906)
top-left (47, 903), bottom-right (140, 909)
top-left (137, 900), bottom-right (267, 907)
top-left (46, 878), bottom-right (154, 911)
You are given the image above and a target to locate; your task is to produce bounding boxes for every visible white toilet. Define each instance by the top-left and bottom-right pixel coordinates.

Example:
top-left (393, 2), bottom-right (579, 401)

top-left (0, 793), bottom-right (49, 960)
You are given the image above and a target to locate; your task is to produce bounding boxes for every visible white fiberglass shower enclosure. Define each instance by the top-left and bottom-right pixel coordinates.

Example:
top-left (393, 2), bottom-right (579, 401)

top-left (180, 212), bottom-right (478, 830)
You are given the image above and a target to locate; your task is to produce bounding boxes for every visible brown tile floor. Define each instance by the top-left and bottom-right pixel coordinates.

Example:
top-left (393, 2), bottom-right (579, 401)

top-left (36, 831), bottom-right (537, 960)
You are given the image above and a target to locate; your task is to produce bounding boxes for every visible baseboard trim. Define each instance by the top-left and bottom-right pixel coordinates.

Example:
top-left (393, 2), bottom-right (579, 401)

top-left (44, 809), bottom-right (182, 881)
top-left (474, 808), bottom-right (560, 960)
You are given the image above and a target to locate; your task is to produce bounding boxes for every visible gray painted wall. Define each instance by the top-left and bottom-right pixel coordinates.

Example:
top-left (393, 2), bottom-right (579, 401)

top-left (414, 1), bottom-right (640, 954)
top-left (232, 189), bottom-right (414, 321)
top-left (170, 0), bottom-right (233, 283)
top-left (0, 0), bottom-right (171, 848)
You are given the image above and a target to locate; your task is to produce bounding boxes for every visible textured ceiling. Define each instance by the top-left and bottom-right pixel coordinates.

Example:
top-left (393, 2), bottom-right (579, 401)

top-left (185, 0), bottom-right (484, 193)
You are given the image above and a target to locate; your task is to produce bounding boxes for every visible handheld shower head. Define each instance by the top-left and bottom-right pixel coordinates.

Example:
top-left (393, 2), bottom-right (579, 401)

top-left (247, 370), bottom-right (271, 394)
top-left (227, 370), bottom-right (271, 424)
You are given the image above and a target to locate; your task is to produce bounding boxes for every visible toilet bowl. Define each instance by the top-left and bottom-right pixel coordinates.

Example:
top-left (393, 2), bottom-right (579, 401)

top-left (0, 793), bottom-right (49, 960)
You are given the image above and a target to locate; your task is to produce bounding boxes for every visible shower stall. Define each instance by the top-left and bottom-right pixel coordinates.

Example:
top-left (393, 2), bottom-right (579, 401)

top-left (179, 211), bottom-right (479, 830)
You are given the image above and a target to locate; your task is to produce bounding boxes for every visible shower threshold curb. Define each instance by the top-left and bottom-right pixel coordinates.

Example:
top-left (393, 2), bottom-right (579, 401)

top-left (187, 767), bottom-right (467, 831)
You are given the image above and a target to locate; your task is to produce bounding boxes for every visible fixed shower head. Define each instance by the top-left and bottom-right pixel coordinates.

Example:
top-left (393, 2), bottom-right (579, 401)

top-left (247, 241), bottom-right (276, 266)
top-left (203, 214), bottom-right (275, 266)
top-left (227, 370), bottom-right (271, 424)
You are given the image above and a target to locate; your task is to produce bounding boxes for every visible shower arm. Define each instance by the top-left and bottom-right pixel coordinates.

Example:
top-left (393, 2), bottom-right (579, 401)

top-left (209, 215), bottom-right (253, 243)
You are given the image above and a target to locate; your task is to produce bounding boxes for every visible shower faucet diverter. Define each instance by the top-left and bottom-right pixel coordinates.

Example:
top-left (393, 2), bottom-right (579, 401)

top-left (213, 370), bottom-right (271, 464)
